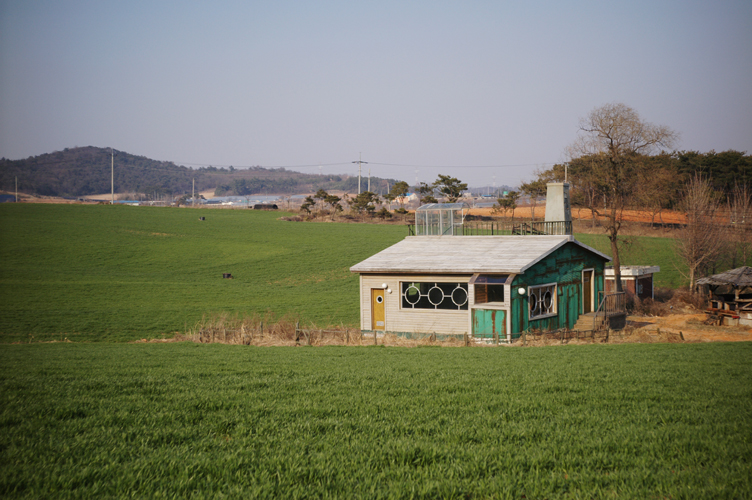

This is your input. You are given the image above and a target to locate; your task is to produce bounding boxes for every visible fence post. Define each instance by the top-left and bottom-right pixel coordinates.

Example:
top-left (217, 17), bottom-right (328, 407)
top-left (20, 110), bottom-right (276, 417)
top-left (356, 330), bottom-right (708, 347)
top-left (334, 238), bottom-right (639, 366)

top-left (295, 322), bottom-right (300, 345)
top-left (346, 328), bottom-right (349, 345)
top-left (260, 321), bottom-right (264, 339)
top-left (464, 333), bottom-right (468, 346)
top-left (374, 330), bottom-right (377, 345)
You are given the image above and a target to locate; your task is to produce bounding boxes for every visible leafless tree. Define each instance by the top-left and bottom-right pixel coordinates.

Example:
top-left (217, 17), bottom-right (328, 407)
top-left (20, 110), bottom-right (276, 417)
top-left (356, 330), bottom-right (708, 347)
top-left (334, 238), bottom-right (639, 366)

top-left (568, 103), bottom-right (678, 292)
top-left (675, 175), bottom-right (726, 290)
top-left (520, 178), bottom-right (546, 221)
top-left (727, 182), bottom-right (752, 267)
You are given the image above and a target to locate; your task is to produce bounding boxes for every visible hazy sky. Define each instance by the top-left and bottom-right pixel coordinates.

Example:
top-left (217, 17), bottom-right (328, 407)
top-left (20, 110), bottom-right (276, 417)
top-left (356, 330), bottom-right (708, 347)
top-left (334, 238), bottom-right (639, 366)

top-left (1, 1), bottom-right (750, 188)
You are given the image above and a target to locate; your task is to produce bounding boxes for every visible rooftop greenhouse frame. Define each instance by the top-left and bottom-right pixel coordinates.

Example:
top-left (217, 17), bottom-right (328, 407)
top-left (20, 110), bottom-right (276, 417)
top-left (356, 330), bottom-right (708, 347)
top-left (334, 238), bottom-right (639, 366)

top-left (414, 203), bottom-right (469, 236)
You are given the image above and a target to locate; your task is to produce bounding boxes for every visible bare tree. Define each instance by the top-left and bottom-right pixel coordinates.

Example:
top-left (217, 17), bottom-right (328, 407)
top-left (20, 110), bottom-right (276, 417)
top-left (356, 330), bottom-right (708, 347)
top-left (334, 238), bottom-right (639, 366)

top-left (520, 179), bottom-right (546, 221)
top-left (568, 103), bottom-right (678, 292)
top-left (675, 175), bottom-right (725, 290)
top-left (728, 182), bottom-right (752, 267)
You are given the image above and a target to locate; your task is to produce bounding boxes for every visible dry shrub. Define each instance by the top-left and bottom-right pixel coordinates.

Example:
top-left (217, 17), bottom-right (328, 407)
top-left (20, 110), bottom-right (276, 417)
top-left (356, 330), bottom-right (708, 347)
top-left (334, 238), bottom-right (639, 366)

top-left (632, 297), bottom-right (672, 316)
top-left (180, 314), bottom-right (470, 347)
top-left (669, 288), bottom-right (707, 310)
top-left (630, 287), bottom-right (705, 316)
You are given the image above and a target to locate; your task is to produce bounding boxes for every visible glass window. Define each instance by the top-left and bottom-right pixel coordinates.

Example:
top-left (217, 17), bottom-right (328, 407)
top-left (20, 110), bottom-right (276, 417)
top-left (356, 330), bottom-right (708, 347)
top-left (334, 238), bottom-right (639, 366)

top-left (529, 283), bottom-right (556, 319)
top-left (401, 282), bottom-right (468, 310)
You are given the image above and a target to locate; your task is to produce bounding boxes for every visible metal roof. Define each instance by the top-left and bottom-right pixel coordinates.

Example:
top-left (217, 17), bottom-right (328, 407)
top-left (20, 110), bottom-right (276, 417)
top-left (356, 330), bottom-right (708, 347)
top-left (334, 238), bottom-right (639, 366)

top-left (416, 203), bottom-right (469, 211)
top-left (350, 235), bottom-right (611, 274)
top-left (695, 266), bottom-right (752, 287)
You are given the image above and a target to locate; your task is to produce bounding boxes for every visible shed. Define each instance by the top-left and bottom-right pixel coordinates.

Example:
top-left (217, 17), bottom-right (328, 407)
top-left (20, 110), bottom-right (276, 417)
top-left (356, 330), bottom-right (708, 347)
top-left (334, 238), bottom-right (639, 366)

top-left (605, 266), bottom-right (660, 300)
top-left (350, 235), bottom-right (611, 341)
top-left (696, 266), bottom-right (752, 326)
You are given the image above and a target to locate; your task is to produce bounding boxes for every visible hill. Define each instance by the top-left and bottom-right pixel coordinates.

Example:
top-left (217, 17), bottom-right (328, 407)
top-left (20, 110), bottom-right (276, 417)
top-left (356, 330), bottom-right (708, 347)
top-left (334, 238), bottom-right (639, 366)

top-left (0, 146), bottom-right (402, 198)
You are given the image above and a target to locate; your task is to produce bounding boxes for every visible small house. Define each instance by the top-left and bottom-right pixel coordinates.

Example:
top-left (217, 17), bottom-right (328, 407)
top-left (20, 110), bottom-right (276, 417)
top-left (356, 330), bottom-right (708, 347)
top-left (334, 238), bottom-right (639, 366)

top-left (350, 183), bottom-right (617, 341)
top-left (350, 234), bottom-right (611, 341)
top-left (605, 266), bottom-right (660, 300)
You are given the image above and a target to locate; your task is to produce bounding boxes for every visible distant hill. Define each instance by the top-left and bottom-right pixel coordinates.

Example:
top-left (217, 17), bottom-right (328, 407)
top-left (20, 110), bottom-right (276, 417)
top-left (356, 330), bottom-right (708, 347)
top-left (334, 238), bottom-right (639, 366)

top-left (0, 147), bottom-right (403, 198)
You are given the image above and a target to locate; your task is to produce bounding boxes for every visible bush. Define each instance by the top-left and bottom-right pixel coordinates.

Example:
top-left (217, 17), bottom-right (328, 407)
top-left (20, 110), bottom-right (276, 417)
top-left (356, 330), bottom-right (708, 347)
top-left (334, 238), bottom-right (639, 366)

top-left (376, 207), bottom-right (393, 219)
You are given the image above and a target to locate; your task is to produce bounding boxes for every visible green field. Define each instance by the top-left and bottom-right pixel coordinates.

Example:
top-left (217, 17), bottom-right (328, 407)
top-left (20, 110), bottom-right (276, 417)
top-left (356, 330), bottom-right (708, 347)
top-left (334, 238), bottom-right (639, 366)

top-left (0, 204), bottom-right (405, 341)
top-left (0, 204), bottom-right (692, 342)
top-left (1, 342), bottom-right (750, 498)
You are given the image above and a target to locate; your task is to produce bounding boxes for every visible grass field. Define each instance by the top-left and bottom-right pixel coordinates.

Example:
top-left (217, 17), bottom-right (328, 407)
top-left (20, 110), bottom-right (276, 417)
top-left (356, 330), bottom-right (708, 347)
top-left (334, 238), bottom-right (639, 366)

top-left (0, 204), bottom-right (405, 341)
top-left (0, 204), bottom-right (700, 342)
top-left (1, 342), bottom-right (750, 498)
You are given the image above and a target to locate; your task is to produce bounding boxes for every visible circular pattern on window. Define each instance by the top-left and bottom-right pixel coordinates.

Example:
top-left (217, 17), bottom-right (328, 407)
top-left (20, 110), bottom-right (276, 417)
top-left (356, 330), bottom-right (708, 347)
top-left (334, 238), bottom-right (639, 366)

top-left (428, 285), bottom-right (445, 306)
top-left (405, 285), bottom-right (421, 305)
top-left (543, 290), bottom-right (553, 310)
top-left (376, 295), bottom-right (384, 304)
top-left (529, 293), bottom-right (538, 313)
top-left (451, 286), bottom-right (468, 307)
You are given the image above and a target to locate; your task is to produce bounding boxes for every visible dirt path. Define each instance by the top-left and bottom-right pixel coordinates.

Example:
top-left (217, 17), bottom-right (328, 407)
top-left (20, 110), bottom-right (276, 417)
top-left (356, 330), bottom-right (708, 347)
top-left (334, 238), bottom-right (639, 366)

top-left (626, 313), bottom-right (752, 343)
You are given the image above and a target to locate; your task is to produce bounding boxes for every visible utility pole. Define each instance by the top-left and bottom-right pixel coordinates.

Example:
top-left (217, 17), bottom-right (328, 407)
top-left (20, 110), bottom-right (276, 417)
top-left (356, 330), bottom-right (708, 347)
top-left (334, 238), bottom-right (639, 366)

top-left (111, 148), bottom-right (114, 204)
top-left (352, 153), bottom-right (368, 194)
top-left (368, 164), bottom-right (371, 193)
top-left (192, 178), bottom-right (195, 207)
top-left (15, 176), bottom-right (18, 202)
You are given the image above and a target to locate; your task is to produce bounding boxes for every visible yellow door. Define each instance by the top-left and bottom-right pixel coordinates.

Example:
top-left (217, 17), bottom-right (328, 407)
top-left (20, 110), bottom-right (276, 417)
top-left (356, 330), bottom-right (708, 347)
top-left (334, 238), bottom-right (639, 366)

top-left (371, 289), bottom-right (385, 331)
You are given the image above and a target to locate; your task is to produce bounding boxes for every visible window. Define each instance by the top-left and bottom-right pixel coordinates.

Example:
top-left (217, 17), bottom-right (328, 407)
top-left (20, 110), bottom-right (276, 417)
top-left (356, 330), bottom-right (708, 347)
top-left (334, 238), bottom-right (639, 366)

top-left (529, 283), bottom-right (556, 319)
top-left (401, 282), bottom-right (468, 310)
top-left (470, 274), bottom-right (508, 304)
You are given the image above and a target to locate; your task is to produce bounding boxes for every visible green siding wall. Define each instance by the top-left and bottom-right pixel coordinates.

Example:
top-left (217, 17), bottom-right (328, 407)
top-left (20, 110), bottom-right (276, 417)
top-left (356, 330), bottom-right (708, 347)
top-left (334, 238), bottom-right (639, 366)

top-left (510, 242), bottom-right (607, 335)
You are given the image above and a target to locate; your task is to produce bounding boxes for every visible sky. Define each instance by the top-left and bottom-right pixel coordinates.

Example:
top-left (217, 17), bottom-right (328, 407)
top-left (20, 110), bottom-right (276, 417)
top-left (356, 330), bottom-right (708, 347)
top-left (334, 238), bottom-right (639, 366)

top-left (1, 0), bottom-right (750, 189)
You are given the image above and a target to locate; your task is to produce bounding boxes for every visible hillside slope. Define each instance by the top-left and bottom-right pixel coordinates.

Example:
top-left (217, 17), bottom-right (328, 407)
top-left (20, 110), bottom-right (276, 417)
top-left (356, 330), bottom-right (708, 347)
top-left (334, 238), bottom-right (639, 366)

top-left (0, 147), bottom-right (401, 197)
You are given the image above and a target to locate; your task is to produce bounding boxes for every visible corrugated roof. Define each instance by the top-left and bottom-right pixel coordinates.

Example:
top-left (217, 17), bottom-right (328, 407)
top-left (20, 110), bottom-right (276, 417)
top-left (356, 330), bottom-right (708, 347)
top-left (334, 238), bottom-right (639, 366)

top-left (695, 266), bottom-right (752, 287)
top-left (350, 235), bottom-right (611, 274)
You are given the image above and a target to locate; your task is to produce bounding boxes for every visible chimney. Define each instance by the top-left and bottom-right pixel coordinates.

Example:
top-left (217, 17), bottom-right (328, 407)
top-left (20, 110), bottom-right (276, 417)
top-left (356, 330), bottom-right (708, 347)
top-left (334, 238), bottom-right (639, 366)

top-left (545, 182), bottom-right (571, 224)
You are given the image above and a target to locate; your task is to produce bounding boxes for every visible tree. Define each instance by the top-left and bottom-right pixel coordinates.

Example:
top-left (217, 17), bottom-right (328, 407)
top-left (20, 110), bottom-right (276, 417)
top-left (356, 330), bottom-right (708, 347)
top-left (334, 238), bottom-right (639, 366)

top-left (433, 174), bottom-right (467, 203)
top-left (324, 194), bottom-right (343, 220)
top-left (416, 182), bottom-right (437, 204)
top-left (299, 195), bottom-right (315, 214)
top-left (675, 175), bottom-right (725, 290)
top-left (727, 183), bottom-right (752, 267)
top-left (389, 181), bottom-right (410, 210)
top-left (568, 103), bottom-right (678, 292)
top-left (493, 190), bottom-right (519, 220)
top-left (348, 191), bottom-right (380, 217)
top-left (519, 179), bottom-right (546, 221)
top-left (314, 189), bottom-right (329, 212)
top-left (634, 154), bottom-right (681, 229)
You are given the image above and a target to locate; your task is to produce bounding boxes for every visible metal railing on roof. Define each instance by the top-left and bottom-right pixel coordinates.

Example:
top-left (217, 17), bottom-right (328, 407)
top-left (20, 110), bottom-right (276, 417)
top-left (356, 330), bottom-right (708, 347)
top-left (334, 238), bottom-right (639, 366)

top-left (407, 220), bottom-right (572, 236)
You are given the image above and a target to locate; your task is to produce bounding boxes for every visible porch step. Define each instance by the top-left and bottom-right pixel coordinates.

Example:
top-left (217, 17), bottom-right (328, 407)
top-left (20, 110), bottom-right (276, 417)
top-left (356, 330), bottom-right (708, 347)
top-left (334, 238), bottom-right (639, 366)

top-left (573, 313), bottom-right (598, 332)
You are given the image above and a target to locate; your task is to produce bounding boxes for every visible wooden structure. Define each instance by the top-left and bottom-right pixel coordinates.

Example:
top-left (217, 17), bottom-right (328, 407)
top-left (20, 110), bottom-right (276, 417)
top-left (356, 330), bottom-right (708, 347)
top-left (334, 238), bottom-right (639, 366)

top-left (696, 266), bottom-right (752, 326)
top-left (350, 235), bottom-right (611, 341)
top-left (605, 266), bottom-right (659, 300)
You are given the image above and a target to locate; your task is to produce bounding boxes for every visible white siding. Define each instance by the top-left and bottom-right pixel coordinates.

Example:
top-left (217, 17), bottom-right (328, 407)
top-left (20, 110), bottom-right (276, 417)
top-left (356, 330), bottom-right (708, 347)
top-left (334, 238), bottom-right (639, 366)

top-left (360, 274), bottom-right (472, 335)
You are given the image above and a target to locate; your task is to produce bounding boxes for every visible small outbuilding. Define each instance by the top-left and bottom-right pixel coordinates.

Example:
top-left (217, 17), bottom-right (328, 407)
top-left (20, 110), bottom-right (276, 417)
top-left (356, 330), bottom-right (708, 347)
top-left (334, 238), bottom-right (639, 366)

top-left (605, 266), bottom-right (660, 300)
top-left (350, 234), bottom-right (611, 341)
top-left (696, 266), bottom-right (752, 326)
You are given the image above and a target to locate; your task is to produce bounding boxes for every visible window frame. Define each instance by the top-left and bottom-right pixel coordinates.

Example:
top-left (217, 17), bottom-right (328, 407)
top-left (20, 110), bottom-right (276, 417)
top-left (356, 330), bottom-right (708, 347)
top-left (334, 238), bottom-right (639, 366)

top-left (529, 282), bottom-right (557, 320)
top-left (400, 281), bottom-right (469, 311)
